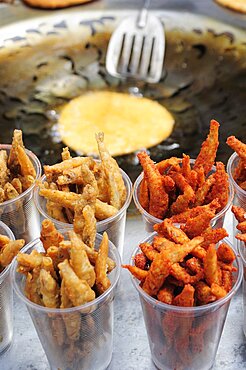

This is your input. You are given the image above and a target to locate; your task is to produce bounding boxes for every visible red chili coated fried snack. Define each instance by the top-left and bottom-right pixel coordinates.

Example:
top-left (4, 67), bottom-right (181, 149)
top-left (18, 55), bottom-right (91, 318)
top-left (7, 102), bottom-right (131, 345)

top-left (193, 120), bottom-right (219, 176)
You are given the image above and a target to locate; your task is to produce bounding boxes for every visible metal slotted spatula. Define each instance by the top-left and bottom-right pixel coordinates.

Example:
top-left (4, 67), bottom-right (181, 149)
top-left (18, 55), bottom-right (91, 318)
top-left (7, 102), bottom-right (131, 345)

top-left (106, 0), bottom-right (165, 83)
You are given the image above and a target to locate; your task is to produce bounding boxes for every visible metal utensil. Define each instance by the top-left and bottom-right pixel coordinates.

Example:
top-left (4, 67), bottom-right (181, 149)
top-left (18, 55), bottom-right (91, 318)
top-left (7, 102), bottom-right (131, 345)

top-left (106, 0), bottom-right (165, 83)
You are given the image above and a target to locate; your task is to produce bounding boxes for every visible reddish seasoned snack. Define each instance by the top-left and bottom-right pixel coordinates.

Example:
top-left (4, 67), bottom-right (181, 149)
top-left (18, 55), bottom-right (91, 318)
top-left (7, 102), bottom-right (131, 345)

top-left (124, 218), bottom-right (234, 303)
top-left (227, 136), bottom-right (246, 191)
top-left (123, 218), bottom-right (238, 369)
top-left (137, 151), bottom-right (168, 219)
top-left (232, 205), bottom-right (246, 245)
top-left (136, 120), bottom-right (230, 221)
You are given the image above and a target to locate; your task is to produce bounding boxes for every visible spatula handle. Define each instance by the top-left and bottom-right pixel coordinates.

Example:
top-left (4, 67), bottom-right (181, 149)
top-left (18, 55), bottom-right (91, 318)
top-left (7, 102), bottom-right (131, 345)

top-left (137, 0), bottom-right (151, 29)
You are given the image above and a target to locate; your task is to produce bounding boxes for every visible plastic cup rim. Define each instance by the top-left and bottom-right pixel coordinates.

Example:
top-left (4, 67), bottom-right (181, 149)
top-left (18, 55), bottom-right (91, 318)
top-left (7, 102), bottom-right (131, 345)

top-left (11, 231), bottom-right (121, 314)
top-left (238, 240), bottom-right (246, 265)
top-left (227, 152), bottom-right (246, 198)
top-left (133, 165), bottom-right (234, 226)
top-left (34, 168), bottom-right (132, 229)
top-left (0, 220), bottom-right (15, 279)
top-left (130, 233), bottom-right (243, 314)
top-left (0, 144), bottom-right (42, 207)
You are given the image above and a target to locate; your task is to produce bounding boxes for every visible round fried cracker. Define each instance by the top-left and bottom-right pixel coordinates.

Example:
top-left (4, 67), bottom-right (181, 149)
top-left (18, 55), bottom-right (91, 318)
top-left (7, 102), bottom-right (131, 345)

top-left (23, 0), bottom-right (93, 9)
top-left (215, 0), bottom-right (246, 14)
top-left (58, 91), bottom-right (174, 157)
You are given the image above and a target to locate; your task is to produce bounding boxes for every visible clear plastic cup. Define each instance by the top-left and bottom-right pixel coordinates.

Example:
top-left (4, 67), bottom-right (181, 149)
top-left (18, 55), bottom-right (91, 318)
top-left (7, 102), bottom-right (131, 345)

top-left (0, 144), bottom-right (42, 242)
top-left (238, 239), bottom-right (246, 337)
top-left (34, 170), bottom-right (132, 257)
top-left (130, 234), bottom-right (242, 370)
top-left (227, 153), bottom-right (246, 237)
top-left (0, 221), bottom-right (15, 355)
top-left (133, 160), bottom-right (234, 233)
top-left (227, 152), bottom-right (246, 209)
top-left (11, 231), bottom-right (121, 370)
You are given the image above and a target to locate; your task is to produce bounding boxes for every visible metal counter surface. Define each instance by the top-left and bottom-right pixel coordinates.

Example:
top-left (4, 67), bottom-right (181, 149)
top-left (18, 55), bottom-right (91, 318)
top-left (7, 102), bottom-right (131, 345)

top-left (0, 212), bottom-right (245, 370)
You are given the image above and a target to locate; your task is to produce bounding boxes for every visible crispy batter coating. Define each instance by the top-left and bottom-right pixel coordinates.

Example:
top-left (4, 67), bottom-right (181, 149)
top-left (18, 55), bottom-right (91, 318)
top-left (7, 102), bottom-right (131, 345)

top-left (206, 162), bottom-right (229, 210)
top-left (40, 219), bottom-right (64, 251)
top-left (39, 269), bottom-right (60, 308)
top-left (0, 239), bottom-right (25, 268)
top-left (58, 259), bottom-right (95, 306)
top-left (96, 132), bottom-right (126, 208)
top-left (95, 232), bottom-right (111, 295)
top-left (227, 136), bottom-right (246, 162)
top-left (204, 244), bottom-right (219, 286)
top-left (139, 177), bottom-right (149, 211)
top-left (138, 151), bottom-right (169, 219)
top-left (70, 245), bottom-right (96, 287)
top-left (173, 284), bottom-right (195, 307)
top-left (194, 120), bottom-right (219, 175)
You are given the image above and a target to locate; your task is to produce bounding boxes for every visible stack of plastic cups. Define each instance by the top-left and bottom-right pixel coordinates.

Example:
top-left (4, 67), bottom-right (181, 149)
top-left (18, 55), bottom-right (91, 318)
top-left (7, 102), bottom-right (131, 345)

top-left (11, 231), bottom-right (120, 370)
top-left (34, 170), bottom-right (132, 258)
top-left (227, 152), bottom-right (246, 236)
top-left (0, 144), bottom-right (42, 243)
top-left (130, 234), bottom-right (243, 370)
top-left (0, 221), bottom-right (15, 354)
top-left (238, 240), bottom-right (246, 337)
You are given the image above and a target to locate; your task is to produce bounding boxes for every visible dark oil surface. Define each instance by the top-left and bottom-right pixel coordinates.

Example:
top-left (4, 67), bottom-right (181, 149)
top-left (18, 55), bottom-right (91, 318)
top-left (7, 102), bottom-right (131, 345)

top-left (0, 26), bottom-right (245, 180)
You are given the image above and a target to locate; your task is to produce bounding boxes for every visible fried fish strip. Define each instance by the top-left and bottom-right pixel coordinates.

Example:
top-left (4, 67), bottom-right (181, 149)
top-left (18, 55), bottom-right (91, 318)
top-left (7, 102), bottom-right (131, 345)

top-left (170, 199), bottom-right (221, 223)
top-left (95, 199), bottom-right (118, 220)
top-left (40, 219), bottom-right (64, 251)
top-left (58, 259), bottom-right (95, 306)
top-left (0, 239), bottom-right (25, 267)
top-left (61, 147), bottom-right (72, 161)
top-left (206, 162), bottom-right (229, 210)
top-left (68, 231), bottom-right (116, 272)
top-left (226, 136), bottom-right (246, 162)
top-left (194, 119), bottom-right (219, 175)
top-left (157, 283), bottom-right (174, 304)
top-left (154, 219), bottom-right (190, 244)
top-left (0, 234), bottom-right (10, 248)
top-left (122, 265), bottom-right (148, 281)
top-left (0, 150), bottom-right (9, 187)
top-left (70, 245), bottom-right (96, 287)
top-left (17, 146), bottom-right (36, 178)
top-left (17, 249), bottom-right (43, 273)
top-left (204, 244), bottom-right (219, 286)
top-left (195, 281), bottom-right (216, 305)
top-left (231, 205), bottom-right (246, 223)
top-left (25, 270), bottom-right (43, 305)
top-left (44, 157), bottom-right (92, 177)
top-left (194, 174), bottom-right (215, 207)
top-left (170, 172), bottom-right (195, 215)
top-left (4, 182), bottom-right (19, 200)
top-left (173, 284), bottom-right (195, 307)
top-left (96, 133), bottom-right (121, 209)
top-left (138, 151), bottom-right (168, 219)
top-left (217, 242), bottom-right (235, 264)
top-left (39, 269), bottom-right (60, 308)
top-left (180, 210), bottom-right (216, 239)
top-left (19, 174), bottom-right (35, 191)
top-left (139, 177), bottom-right (149, 211)
top-left (8, 129), bottom-right (24, 171)
top-left (95, 232), bottom-right (111, 295)
top-left (139, 242), bottom-right (159, 261)
top-left (11, 177), bottom-right (22, 194)
top-left (81, 205), bottom-right (96, 248)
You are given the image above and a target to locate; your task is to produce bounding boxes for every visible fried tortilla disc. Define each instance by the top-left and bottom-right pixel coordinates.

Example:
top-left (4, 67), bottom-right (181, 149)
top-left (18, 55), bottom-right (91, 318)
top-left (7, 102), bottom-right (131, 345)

top-left (58, 91), bottom-right (174, 156)
top-left (215, 0), bottom-right (246, 14)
